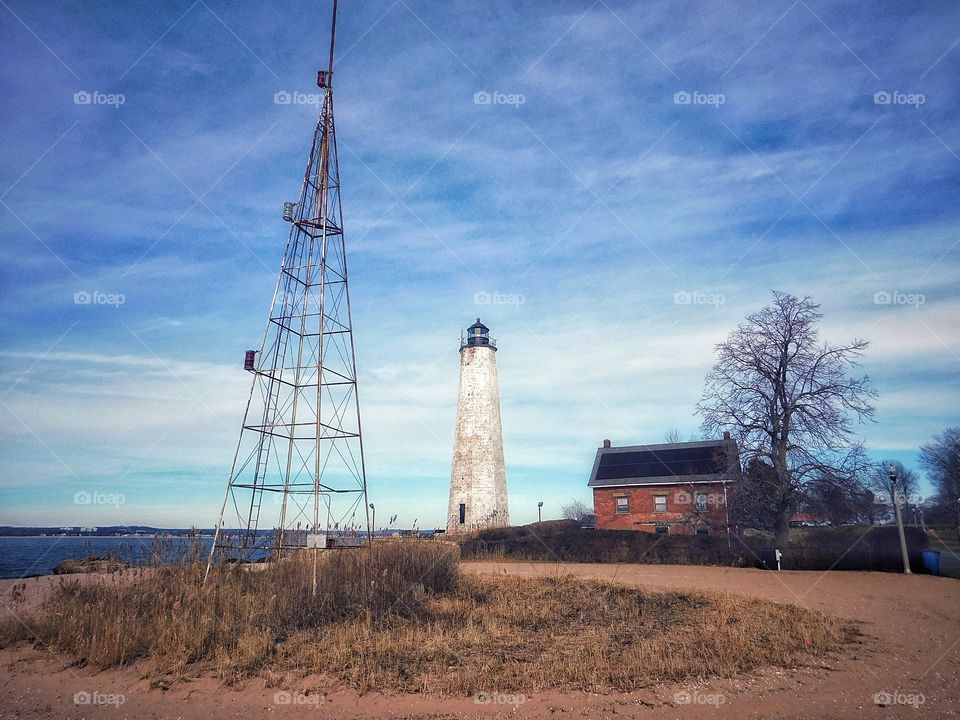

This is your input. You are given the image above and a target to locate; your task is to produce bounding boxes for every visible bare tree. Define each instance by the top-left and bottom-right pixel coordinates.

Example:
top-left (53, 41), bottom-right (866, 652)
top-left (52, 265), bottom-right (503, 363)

top-left (561, 499), bottom-right (592, 523)
top-left (864, 460), bottom-right (922, 524)
top-left (920, 427), bottom-right (960, 534)
top-left (801, 475), bottom-right (862, 526)
top-left (663, 428), bottom-right (701, 443)
top-left (697, 292), bottom-right (876, 544)
top-left (663, 428), bottom-right (684, 444)
top-left (729, 457), bottom-right (782, 530)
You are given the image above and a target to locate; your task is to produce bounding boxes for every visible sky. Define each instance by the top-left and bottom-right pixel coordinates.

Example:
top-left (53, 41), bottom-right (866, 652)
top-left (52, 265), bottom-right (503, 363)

top-left (0, 0), bottom-right (958, 529)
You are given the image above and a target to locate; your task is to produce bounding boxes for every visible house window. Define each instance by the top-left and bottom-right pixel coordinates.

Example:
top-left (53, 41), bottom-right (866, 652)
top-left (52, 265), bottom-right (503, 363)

top-left (654, 495), bottom-right (667, 512)
top-left (694, 492), bottom-right (708, 512)
top-left (615, 496), bottom-right (629, 514)
top-left (696, 527), bottom-right (709, 536)
top-left (459, 503), bottom-right (466, 524)
top-left (655, 525), bottom-right (668, 535)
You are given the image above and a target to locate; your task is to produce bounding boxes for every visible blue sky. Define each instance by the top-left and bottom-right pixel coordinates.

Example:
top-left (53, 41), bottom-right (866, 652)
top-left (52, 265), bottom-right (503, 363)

top-left (1, 0), bottom-right (958, 528)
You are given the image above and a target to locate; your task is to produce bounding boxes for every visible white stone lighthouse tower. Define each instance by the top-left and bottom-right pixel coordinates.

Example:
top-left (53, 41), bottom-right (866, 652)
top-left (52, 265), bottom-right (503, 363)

top-left (447, 319), bottom-right (509, 533)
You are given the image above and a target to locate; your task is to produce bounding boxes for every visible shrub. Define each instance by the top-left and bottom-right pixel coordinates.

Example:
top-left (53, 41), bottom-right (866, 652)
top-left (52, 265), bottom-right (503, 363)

top-left (459, 521), bottom-right (929, 572)
top-left (779, 526), bottom-right (927, 572)
top-left (0, 553), bottom-right (857, 694)
top-left (459, 521), bottom-right (755, 566)
top-left (0, 540), bottom-right (459, 675)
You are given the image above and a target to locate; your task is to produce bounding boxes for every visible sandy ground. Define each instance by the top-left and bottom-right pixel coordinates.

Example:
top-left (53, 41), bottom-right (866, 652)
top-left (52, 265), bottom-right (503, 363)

top-left (0, 562), bottom-right (958, 719)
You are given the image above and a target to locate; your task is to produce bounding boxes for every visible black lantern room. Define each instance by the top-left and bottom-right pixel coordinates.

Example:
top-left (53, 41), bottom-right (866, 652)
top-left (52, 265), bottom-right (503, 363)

top-left (461, 318), bottom-right (497, 351)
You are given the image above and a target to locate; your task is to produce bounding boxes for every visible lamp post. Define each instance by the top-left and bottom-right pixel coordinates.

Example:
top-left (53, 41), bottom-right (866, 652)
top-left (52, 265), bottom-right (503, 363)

top-left (889, 466), bottom-right (911, 574)
top-left (537, 501), bottom-right (543, 523)
top-left (369, 503), bottom-right (375, 537)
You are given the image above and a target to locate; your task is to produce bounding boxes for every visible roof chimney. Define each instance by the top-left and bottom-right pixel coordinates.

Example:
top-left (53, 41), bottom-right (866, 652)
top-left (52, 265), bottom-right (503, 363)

top-left (723, 431), bottom-right (731, 440)
top-left (602, 439), bottom-right (611, 448)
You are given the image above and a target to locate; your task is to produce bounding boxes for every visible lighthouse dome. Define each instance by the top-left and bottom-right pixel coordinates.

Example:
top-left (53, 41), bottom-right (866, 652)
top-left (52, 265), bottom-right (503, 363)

top-left (461, 318), bottom-right (497, 351)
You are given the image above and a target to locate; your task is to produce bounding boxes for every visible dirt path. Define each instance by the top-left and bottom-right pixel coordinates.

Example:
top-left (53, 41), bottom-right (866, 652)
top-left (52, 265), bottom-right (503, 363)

top-left (1, 563), bottom-right (957, 719)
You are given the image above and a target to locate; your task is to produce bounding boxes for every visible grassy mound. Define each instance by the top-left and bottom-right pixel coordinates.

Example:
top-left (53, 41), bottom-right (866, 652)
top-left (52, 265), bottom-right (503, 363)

top-left (1, 540), bottom-right (856, 693)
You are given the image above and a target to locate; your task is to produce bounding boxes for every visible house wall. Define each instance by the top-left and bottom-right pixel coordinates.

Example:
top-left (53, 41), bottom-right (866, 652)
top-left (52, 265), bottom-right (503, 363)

top-left (592, 483), bottom-right (729, 534)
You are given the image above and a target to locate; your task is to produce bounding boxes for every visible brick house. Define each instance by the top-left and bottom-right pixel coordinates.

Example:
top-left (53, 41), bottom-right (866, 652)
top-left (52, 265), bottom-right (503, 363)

top-left (588, 434), bottom-right (741, 535)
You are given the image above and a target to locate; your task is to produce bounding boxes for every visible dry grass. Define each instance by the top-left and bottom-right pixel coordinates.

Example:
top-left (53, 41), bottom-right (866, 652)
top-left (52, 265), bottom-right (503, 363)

top-left (0, 541), bottom-right (857, 694)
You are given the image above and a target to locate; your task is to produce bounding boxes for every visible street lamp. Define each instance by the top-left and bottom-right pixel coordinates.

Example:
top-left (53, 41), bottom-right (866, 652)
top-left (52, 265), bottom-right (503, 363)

top-left (369, 503), bottom-right (375, 537)
top-left (889, 466), bottom-right (911, 574)
top-left (537, 501), bottom-right (543, 523)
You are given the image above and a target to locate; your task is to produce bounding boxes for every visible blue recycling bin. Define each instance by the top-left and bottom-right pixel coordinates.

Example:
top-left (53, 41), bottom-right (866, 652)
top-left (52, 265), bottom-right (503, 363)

top-left (921, 549), bottom-right (941, 575)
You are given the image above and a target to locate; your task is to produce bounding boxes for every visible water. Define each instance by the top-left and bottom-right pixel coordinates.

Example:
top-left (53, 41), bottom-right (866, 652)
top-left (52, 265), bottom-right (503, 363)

top-left (0, 536), bottom-right (213, 579)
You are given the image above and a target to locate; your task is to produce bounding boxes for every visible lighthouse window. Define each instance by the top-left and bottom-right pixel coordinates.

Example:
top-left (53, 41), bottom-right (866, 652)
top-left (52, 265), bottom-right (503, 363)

top-left (459, 503), bottom-right (466, 524)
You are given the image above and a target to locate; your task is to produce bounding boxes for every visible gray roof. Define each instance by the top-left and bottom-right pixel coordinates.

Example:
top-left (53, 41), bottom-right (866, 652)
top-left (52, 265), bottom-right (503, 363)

top-left (588, 439), bottom-right (740, 488)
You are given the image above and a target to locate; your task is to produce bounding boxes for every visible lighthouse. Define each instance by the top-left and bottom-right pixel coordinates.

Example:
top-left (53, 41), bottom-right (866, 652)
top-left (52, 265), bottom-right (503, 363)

top-left (447, 319), bottom-right (510, 533)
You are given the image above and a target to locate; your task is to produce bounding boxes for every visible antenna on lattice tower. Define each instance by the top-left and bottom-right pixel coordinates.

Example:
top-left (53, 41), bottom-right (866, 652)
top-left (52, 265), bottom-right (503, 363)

top-left (205, 0), bottom-right (371, 595)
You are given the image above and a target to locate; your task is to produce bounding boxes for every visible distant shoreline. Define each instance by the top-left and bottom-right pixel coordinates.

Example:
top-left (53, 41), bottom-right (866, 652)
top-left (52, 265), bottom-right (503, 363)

top-left (0, 526), bottom-right (213, 538)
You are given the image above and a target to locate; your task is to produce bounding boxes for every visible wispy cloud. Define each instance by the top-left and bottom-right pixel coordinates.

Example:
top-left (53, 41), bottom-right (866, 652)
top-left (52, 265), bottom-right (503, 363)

top-left (1, 0), bottom-right (958, 526)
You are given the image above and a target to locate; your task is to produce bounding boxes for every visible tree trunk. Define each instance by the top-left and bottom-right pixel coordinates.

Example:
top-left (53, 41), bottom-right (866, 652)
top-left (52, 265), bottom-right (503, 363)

top-left (772, 514), bottom-right (790, 548)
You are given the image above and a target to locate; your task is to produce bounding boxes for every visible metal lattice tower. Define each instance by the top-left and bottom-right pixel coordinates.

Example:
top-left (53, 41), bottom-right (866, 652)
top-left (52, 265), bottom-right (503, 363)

top-left (206, 0), bottom-right (369, 587)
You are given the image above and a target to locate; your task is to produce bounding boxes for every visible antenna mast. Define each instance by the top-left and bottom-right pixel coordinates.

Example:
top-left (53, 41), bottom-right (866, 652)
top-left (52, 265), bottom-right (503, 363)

top-left (206, 0), bottom-right (370, 593)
